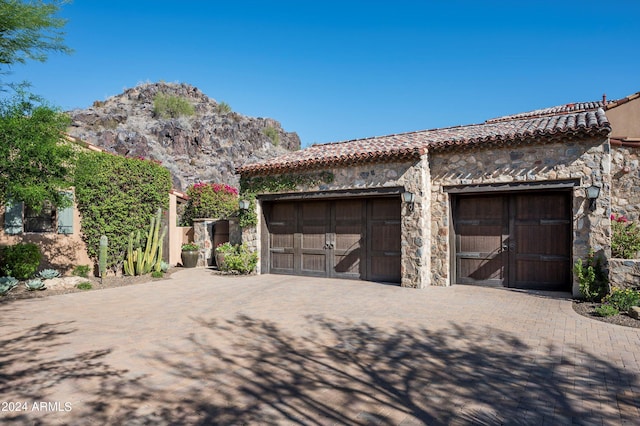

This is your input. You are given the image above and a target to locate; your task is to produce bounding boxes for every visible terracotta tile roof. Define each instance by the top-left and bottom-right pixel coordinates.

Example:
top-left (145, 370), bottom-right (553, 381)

top-left (486, 91), bottom-right (640, 123)
top-left (237, 109), bottom-right (611, 175)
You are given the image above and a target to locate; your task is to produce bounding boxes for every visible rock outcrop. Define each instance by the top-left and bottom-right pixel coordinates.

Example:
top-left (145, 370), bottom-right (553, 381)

top-left (67, 82), bottom-right (301, 190)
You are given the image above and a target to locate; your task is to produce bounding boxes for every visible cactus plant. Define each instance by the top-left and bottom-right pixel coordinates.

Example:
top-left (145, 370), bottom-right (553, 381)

top-left (99, 235), bottom-right (108, 278)
top-left (38, 269), bottom-right (61, 280)
top-left (124, 208), bottom-right (167, 276)
top-left (25, 279), bottom-right (46, 291)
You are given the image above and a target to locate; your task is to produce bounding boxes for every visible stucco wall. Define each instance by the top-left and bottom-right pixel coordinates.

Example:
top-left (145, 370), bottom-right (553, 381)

top-left (248, 160), bottom-right (432, 288)
top-left (0, 202), bottom-right (92, 274)
top-left (607, 97), bottom-right (640, 139)
top-left (429, 137), bottom-right (611, 296)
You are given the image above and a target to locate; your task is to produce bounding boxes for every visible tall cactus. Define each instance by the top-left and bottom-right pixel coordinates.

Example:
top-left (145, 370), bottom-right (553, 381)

top-left (99, 235), bottom-right (108, 278)
top-left (123, 208), bottom-right (167, 276)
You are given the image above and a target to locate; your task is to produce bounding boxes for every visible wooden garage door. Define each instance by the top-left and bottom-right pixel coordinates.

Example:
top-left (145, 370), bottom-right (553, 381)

top-left (453, 191), bottom-right (571, 291)
top-left (264, 198), bottom-right (401, 283)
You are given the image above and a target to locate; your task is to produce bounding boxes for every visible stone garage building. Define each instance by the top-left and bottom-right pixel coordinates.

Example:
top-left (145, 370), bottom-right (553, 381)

top-left (237, 102), bottom-right (622, 297)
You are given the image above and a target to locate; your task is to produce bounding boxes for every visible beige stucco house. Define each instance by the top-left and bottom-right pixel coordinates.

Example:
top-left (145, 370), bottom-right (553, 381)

top-left (237, 91), bottom-right (640, 297)
top-left (0, 137), bottom-right (189, 274)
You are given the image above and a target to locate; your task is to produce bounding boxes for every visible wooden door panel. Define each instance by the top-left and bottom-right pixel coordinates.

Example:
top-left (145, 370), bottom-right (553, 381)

top-left (332, 199), bottom-right (364, 279)
top-left (454, 195), bottom-right (507, 286)
top-left (267, 202), bottom-right (296, 274)
top-left (511, 192), bottom-right (570, 290)
top-left (367, 198), bottom-right (401, 283)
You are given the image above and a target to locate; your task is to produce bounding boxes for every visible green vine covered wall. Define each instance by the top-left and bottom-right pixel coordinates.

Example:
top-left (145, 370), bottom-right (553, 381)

top-left (238, 171), bottom-right (334, 227)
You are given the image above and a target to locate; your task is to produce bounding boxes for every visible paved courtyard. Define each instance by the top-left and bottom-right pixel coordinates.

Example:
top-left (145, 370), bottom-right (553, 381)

top-left (1, 268), bottom-right (639, 425)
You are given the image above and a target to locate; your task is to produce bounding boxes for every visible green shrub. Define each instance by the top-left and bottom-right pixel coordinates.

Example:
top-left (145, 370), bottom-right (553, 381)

top-left (603, 287), bottom-right (640, 311)
top-left (72, 264), bottom-right (90, 278)
top-left (611, 214), bottom-right (640, 259)
top-left (0, 243), bottom-right (42, 279)
top-left (574, 251), bottom-right (608, 302)
top-left (76, 282), bottom-right (92, 290)
top-left (595, 304), bottom-right (619, 317)
top-left (263, 126), bottom-right (279, 146)
top-left (216, 101), bottom-right (231, 114)
top-left (181, 183), bottom-right (238, 226)
top-left (216, 243), bottom-right (257, 274)
top-left (75, 151), bottom-right (171, 274)
top-left (151, 270), bottom-right (164, 278)
top-left (153, 93), bottom-right (195, 119)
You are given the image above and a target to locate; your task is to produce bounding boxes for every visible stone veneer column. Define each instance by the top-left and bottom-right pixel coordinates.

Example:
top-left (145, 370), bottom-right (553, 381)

top-left (192, 218), bottom-right (215, 267)
top-left (400, 156), bottom-right (431, 288)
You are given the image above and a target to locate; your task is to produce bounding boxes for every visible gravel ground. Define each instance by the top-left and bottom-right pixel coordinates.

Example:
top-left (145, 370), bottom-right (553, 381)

top-left (0, 269), bottom-right (177, 303)
top-left (572, 300), bottom-right (640, 328)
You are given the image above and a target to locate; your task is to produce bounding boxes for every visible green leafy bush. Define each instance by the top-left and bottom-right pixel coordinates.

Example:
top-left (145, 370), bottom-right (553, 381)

top-left (215, 243), bottom-right (257, 274)
top-left (72, 264), bottom-right (90, 278)
top-left (181, 243), bottom-right (199, 251)
top-left (0, 243), bottom-right (42, 279)
top-left (595, 304), bottom-right (619, 317)
top-left (611, 214), bottom-right (640, 259)
top-left (75, 151), bottom-right (171, 274)
top-left (153, 93), bottom-right (195, 119)
top-left (181, 183), bottom-right (238, 225)
top-left (76, 282), bottom-right (92, 290)
top-left (603, 287), bottom-right (640, 311)
top-left (574, 251), bottom-right (608, 302)
top-left (151, 270), bottom-right (164, 278)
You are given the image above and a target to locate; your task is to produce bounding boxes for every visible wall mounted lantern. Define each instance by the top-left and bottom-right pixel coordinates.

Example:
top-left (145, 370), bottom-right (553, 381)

top-left (586, 185), bottom-right (600, 211)
top-left (239, 199), bottom-right (250, 210)
top-left (402, 191), bottom-right (415, 212)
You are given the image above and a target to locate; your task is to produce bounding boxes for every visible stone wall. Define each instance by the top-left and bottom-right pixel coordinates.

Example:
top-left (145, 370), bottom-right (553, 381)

top-left (611, 145), bottom-right (640, 221)
top-left (429, 137), bottom-right (611, 296)
top-left (609, 259), bottom-right (640, 290)
top-left (244, 159), bottom-right (432, 288)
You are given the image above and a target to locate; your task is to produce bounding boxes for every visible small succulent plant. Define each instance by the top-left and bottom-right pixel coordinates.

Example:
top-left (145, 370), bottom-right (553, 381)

top-left (0, 276), bottom-right (19, 288)
top-left (25, 279), bottom-right (46, 291)
top-left (160, 261), bottom-right (170, 273)
top-left (38, 269), bottom-right (61, 280)
top-left (0, 277), bottom-right (19, 295)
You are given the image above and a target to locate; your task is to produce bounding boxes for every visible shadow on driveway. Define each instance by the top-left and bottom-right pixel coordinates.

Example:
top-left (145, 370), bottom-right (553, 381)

top-left (2, 314), bottom-right (637, 424)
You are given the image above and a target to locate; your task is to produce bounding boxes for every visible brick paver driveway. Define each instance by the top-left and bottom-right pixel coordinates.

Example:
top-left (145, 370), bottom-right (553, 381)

top-left (1, 268), bottom-right (639, 425)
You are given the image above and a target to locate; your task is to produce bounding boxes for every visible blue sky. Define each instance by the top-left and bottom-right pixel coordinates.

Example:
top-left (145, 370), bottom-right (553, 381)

top-left (7, 0), bottom-right (640, 147)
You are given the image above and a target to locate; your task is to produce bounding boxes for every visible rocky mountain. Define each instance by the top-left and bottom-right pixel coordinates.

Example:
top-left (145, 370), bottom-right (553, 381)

top-left (66, 82), bottom-right (301, 191)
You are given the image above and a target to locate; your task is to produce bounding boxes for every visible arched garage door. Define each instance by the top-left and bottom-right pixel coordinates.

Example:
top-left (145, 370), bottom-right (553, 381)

top-left (453, 190), bottom-right (571, 291)
top-left (263, 197), bottom-right (401, 283)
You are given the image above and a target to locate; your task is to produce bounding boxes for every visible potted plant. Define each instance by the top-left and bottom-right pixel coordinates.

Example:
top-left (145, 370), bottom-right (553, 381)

top-left (181, 243), bottom-right (200, 268)
top-left (215, 242), bottom-right (234, 270)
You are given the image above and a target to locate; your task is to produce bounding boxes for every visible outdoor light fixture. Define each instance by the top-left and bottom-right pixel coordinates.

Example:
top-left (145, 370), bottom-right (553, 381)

top-left (586, 185), bottom-right (600, 211)
top-left (239, 199), bottom-right (250, 210)
top-left (402, 191), bottom-right (415, 212)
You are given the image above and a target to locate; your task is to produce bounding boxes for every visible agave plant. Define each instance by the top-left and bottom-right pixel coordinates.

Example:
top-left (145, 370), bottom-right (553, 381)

top-left (25, 279), bottom-right (46, 291)
top-left (160, 261), bottom-right (170, 273)
top-left (0, 276), bottom-right (19, 288)
top-left (38, 269), bottom-right (61, 280)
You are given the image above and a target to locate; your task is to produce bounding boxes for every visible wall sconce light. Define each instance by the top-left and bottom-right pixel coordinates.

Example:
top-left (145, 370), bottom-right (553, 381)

top-left (586, 185), bottom-right (600, 211)
top-left (239, 199), bottom-right (250, 210)
top-left (402, 191), bottom-right (415, 212)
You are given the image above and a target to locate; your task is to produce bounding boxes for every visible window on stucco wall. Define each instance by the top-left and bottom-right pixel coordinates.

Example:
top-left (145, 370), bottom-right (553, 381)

top-left (4, 192), bottom-right (74, 235)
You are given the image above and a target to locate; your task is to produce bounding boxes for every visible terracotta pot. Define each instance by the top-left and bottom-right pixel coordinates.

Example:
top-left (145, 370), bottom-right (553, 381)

top-left (181, 250), bottom-right (199, 268)
top-left (215, 252), bottom-right (226, 270)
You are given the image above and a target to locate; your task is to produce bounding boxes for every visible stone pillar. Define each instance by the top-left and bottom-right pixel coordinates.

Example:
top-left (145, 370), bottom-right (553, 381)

top-left (192, 218), bottom-right (216, 267)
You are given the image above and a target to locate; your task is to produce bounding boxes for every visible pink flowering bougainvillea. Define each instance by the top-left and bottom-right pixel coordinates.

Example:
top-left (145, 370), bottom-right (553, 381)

top-left (182, 182), bottom-right (239, 225)
top-left (611, 213), bottom-right (640, 259)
